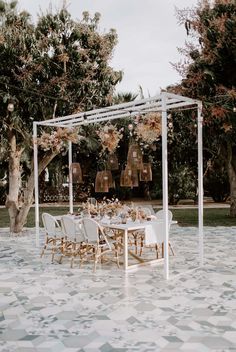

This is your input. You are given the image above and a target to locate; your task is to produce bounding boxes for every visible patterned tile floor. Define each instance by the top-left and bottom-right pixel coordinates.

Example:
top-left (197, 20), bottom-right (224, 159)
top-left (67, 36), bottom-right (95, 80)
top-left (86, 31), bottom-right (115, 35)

top-left (0, 226), bottom-right (236, 352)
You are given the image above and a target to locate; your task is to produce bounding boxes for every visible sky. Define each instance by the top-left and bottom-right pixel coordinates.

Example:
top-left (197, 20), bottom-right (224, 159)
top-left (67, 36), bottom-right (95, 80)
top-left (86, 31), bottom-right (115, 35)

top-left (18, 0), bottom-right (198, 97)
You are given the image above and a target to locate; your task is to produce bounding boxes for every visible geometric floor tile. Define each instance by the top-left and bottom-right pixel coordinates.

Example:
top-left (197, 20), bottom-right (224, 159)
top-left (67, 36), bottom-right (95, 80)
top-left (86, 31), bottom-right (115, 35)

top-left (0, 226), bottom-right (236, 351)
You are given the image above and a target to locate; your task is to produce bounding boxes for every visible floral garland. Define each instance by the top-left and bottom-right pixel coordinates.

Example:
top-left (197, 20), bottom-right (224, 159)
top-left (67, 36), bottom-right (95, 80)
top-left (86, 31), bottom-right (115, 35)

top-left (37, 127), bottom-right (79, 152)
top-left (134, 112), bottom-right (162, 144)
top-left (97, 124), bottom-right (123, 154)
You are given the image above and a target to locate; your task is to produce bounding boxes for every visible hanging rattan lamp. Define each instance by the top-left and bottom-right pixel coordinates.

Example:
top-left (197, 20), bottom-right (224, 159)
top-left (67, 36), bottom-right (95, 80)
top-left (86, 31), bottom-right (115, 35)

top-left (107, 153), bottom-right (119, 170)
top-left (120, 168), bottom-right (132, 187)
top-left (102, 170), bottom-right (114, 188)
top-left (124, 166), bottom-right (139, 188)
top-left (127, 144), bottom-right (143, 170)
top-left (131, 169), bottom-right (139, 187)
top-left (140, 163), bottom-right (152, 181)
top-left (70, 163), bottom-right (83, 184)
top-left (95, 171), bottom-right (109, 193)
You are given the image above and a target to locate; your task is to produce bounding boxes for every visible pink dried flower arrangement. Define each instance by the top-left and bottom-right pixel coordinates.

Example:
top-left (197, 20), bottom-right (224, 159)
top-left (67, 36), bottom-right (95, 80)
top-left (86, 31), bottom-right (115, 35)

top-left (135, 112), bottom-right (162, 144)
top-left (97, 124), bottom-right (123, 153)
top-left (37, 128), bottom-right (79, 152)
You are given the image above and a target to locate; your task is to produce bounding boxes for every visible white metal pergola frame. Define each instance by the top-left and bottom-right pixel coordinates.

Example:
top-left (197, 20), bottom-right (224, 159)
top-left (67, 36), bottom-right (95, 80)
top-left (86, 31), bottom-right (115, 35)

top-left (33, 91), bottom-right (203, 279)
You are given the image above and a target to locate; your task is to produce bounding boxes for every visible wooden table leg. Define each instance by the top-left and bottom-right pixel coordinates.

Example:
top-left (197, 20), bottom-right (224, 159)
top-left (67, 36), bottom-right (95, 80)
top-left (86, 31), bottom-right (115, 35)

top-left (124, 229), bottom-right (128, 270)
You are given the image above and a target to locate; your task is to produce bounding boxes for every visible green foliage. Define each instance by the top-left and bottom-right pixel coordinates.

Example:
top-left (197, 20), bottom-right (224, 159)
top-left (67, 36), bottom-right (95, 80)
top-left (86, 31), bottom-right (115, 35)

top-left (112, 92), bottom-right (138, 104)
top-left (0, 1), bottom-right (122, 151)
top-left (173, 0), bottom-right (236, 211)
top-left (168, 165), bottom-right (197, 205)
top-left (176, 0), bottom-right (236, 124)
top-left (204, 163), bottom-right (230, 202)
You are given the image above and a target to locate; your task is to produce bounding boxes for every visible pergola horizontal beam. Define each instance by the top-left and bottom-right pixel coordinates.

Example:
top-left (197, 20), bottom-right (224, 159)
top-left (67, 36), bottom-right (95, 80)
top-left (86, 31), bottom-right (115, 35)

top-left (37, 92), bottom-right (200, 128)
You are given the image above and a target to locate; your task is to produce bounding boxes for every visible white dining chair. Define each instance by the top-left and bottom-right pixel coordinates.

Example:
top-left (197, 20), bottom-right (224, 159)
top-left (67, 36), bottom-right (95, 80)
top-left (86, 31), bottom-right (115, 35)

top-left (41, 213), bottom-right (64, 262)
top-left (139, 210), bottom-right (174, 258)
top-left (60, 215), bottom-right (86, 268)
top-left (81, 217), bottom-right (120, 272)
top-left (155, 209), bottom-right (174, 256)
top-left (155, 209), bottom-right (173, 228)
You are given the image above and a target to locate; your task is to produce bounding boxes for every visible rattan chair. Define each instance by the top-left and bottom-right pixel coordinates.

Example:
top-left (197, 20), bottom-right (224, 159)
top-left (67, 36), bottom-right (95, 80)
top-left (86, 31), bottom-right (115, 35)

top-left (41, 213), bottom-right (64, 262)
top-left (60, 215), bottom-right (86, 268)
top-left (81, 217), bottom-right (120, 272)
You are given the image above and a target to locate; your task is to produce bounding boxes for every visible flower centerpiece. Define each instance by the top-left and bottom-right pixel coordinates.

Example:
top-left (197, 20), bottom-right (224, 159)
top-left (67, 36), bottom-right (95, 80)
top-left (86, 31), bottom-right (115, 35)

top-left (98, 198), bottom-right (123, 217)
top-left (81, 202), bottom-right (98, 216)
top-left (127, 206), bottom-right (148, 222)
top-left (81, 198), bottom-right (123, 218)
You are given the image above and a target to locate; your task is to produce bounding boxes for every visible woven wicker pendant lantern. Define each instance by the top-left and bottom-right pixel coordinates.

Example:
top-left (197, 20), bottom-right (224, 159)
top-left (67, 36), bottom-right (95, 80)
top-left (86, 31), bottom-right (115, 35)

top-left (70, 163), bottom-right (83, 184)
top-left (120, 170), bottom-right (125, 187)
top-left (125, 166), bottom-right (139, 188)
top-left (107, 154), bottom-right (119, 170)
top-left (95, 171), bottom-right (109, 193)
top-left (131, 169), bottom-right (139, 187)
top-left (102, 170), bottom-right (113, 188)
top-left (120, 168), bottom-right (132, 187)
top-left (140, 163), bottom-right (152, 181)
top-left (127, 144), bottom-right (143, 170)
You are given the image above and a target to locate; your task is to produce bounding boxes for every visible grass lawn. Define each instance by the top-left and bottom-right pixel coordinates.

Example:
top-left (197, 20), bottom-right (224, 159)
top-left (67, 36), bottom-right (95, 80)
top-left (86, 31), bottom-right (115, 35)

top-left (0, 206), bottom-right (235, 228)
top-left (172, 208), bottom-right (235, 227)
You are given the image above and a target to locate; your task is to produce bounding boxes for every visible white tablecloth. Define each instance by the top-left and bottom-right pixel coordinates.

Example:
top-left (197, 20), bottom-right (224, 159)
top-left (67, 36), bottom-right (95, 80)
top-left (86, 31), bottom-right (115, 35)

top-left (145, 221), bottom-right (165, 245)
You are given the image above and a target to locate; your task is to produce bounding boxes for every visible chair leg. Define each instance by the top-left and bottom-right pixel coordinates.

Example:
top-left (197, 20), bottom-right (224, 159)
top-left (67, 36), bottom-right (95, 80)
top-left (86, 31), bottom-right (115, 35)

top-left (114, 244), bottom-right (120, 268)
top-left (161, 242), bottom-right (175, 257)
top-left (139, 236), bottom-right (144, 256)
top-left (70, 256), bottom-right (74, 269)
top-left (155, 244), bottom-right (159, 259)
top-left (169, 242), bottom-right (175, 256)
top-left (40, 237), bottom-right (49, 258)
top-left (40, 246), bottom-right (46, 258)
top-left (93, 247), bottom-right (100, 273)
top-left (51, 250), bottom-right (55, 264)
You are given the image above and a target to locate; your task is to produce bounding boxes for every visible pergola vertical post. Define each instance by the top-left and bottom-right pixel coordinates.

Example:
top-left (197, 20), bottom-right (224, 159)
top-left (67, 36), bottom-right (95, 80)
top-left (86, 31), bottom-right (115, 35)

top-left (197, 102), bottom-right (204, 266)
top-left (33, 122), bottom-right (40, 247)
top-left (161, 92), bottom-right (169, 280)
top-left (68, 140), bottom-right (73, 214)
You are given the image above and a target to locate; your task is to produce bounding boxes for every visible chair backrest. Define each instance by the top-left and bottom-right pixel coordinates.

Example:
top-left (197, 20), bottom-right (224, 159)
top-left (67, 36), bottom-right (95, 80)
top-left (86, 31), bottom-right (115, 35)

top-left (81, 217), bottom-right (109, 246)
top-left (61, 215), bottom-right (85, 242)
top-left (42, 213), bottom-right (61, 237)
top-left (155, 209), bottom-right (173, 229)
top-left (141, 205), bottom-right (155, 215)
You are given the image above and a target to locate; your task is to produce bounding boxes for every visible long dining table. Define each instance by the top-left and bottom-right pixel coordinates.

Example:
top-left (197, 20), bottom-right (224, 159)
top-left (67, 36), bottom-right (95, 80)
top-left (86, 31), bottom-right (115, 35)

top-left (56, 214), bottom-right (176, 271)
top-left (101, 220), bottom-right (165, 271)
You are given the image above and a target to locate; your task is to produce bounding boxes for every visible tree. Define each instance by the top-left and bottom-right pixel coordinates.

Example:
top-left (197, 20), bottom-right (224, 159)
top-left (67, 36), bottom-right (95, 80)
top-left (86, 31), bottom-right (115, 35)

top-left (173, 0), bottom-right (236, 215)
top-left (112, 92), bottom-right (138, 104)
top-left (0, 0), bottom-right (122, 232)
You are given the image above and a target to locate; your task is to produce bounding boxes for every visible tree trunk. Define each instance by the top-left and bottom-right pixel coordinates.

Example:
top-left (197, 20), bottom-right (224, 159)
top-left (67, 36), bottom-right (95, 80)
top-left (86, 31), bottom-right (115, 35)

top-left (6, 136), bottom-right (58, 233)
top-left (5, 129), bottom-right (24, 233)
top-left (227, 144), bottom-right (236, 217)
